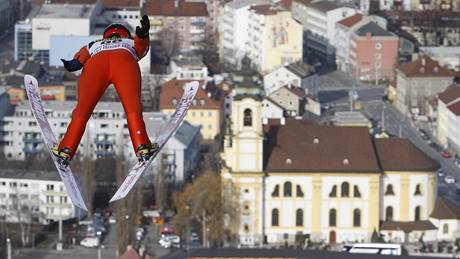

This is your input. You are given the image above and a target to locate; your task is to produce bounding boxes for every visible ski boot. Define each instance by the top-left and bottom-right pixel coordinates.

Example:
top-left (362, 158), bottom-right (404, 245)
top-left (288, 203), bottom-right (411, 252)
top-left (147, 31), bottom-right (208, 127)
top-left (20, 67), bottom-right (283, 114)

top-left (51, 144), bottom-right (72, 166)
top-left (136, 143), bottom-right (158, 162)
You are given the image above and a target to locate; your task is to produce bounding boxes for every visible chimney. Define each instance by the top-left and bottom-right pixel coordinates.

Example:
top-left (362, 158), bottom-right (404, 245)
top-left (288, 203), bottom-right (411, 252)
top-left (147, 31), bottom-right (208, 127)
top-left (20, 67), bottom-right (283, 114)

top-left (280, 117), bottom-right (285, 125)
top-left (174, 0), bottom-right (179, 8)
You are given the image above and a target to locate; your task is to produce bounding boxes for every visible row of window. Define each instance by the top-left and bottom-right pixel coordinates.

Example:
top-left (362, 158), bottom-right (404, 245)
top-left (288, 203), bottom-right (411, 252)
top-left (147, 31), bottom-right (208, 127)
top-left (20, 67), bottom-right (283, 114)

top-left (271, 182), bottom-right (362, 198)
top-left (271, 208), bottom-right (362, 227)
top-left (385, 183), bottom-right (424, 196)
top-left (385, 205), bottom-right (423, 221)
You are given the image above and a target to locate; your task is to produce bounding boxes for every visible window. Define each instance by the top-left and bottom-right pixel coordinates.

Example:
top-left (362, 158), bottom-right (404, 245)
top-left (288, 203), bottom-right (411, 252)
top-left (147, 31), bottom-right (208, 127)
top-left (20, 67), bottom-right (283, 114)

top-left (272, 185), bottom-right (279, 197)
top-left (414, 184), bottom-right (422, 196)
top-left (296, 209), bottom-right (303, 226)
top-left (443, 224), bottom-right (449, 234)
top-left (242, 201), bottom-right (250, 215)
top-left (353, 186), bottom-right (361, 198)
top-left (9, 182), bottom-right (17, 188)
top-left (46, 184), bottom-right (54, 191)
top-left (284, 182), bottom-right (292, 197)
top-left (386, 206), bottom-right (393, 221)
top-left (244, 224), bottom-right (249, 233)
top-left (341, 182), bottom-right (349, 197)
top-left (329, 185), bottom-right (337, 197)
top-left (375, 42), bottom-right (382, 50)
top-left (353, 209), bottom-right (361, 227)
top-left (296, 185), bottom-right (304, 197)
top-left (272, 208), bottom-right (279, 226)
top-left (385, 184), bottom-right (395, 195)
top-left (329, 209), bottom-right (337, 227)
top-left (415, 206), bottom-right (421, 221)
top-left (243, 109), bottom-right (253, 127)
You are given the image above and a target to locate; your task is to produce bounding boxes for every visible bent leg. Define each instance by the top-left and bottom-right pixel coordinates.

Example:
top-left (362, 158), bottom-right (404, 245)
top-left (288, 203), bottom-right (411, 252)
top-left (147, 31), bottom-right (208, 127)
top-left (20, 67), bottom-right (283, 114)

top-left (60, 56), bottom-right (110, 158)
top-left (110, 55), bottom-right (151, 152)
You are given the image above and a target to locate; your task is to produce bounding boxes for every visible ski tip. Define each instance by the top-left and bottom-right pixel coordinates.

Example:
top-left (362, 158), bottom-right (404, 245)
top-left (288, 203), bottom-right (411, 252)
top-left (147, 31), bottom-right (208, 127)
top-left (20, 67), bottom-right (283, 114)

top-left (109, 196), bottom-right (121, 203)
top-left (24, 74), bottom-right (38, 87)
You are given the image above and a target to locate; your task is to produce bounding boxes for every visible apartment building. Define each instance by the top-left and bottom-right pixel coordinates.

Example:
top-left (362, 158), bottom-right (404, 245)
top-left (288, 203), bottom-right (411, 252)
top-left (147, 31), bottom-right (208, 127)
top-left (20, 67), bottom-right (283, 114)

top-left (143, 0), bottom-right (209, 53)
top-left (437, 85), bottom-right (460, 151)
top-left (220, 0), bottom-right (270, 67)
top-left (350, 21), bottom-right (399, 81)
top-left (0, 169), bottom-right (79, 224)
top-left (246, 4), bottom-right (303, 74)
top-left (0, 102), bottom-right (201, 184)
top-left (303, 1), bottom-right (357, 66)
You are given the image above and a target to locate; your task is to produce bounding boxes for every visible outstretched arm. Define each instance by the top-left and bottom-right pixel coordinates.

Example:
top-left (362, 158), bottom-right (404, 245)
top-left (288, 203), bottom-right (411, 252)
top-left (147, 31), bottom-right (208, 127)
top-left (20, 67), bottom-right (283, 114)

top-left (61, 46), bottom-right (90, 72)
top-left (134, 15), bottom-right (150, 60)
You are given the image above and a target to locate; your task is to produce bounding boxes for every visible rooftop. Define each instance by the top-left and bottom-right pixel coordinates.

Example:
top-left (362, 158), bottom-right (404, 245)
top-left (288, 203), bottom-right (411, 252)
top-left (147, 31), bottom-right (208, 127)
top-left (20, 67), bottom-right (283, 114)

top-left (438, 84), bottom-right (460, 105)
top-left (0, 168), bottom-right (61, 181)
top-left (307, 1), bottom-right (344, 13)
top-left (355, 21), bottom-right (394, 37)
top-left (380, 220), bottom-right (437, 232)
top-left (102, 0), bottom-right (140, 9)
top-left (374, 138), bottom-right (439, 171)
top-left (249, 4), bottom-right (287, 15)
top-left (430, 197), bottom-right (460, 219)
top-left (34, 0), bottom-right (97, 4)
top-left (285, 61), bottom-right (316, 78)
top-left (226, 0), bottom-right (271, 9)
top-left (159, 80), bottom-right (223, 110)
top-left (142, 0), bottom-right (208, 17)
top-left (35, 3), bottom-right (96, 19)
top-left (337, 13), bottom-right (363, 28)
top-left (397, 55), bottom-right (458, 78)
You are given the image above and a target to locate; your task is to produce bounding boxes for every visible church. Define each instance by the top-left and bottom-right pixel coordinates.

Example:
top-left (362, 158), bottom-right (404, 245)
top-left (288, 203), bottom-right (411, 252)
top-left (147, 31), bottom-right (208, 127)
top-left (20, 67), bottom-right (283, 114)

top-left (220, 59), bottom-right (438, 246)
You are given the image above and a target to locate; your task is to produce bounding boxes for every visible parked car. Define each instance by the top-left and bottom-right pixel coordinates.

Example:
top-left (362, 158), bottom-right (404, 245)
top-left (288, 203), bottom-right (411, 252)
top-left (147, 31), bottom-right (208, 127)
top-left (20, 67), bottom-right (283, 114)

top-left (429, 142), bottom-right (442, 152)
top-left (445, 175), bottom-right (456, 184)
top-left (80, 237), bottom-right (99, 248)
top-left (159, 235), bottom-right (181, 248)
top-left (418, 129), bottom-right (430, 141)
top-left (191, 232), bottom-right (199, 242)
top-left (438, 169), bottom-right (445, 177)
top-left (442, 151), bottom-right (452, 159)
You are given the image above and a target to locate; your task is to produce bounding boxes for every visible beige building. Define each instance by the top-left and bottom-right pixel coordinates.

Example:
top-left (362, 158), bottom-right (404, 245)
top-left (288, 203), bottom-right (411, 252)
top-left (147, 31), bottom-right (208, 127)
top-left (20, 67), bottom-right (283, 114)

top-left (221, 94), bottom-right (438, 246)
top-left (246, 4), bottom-right (303, 74)
top-left (160, 79), bottom-right (224, 140)
top-left (394, 55), bottom-right (457, 116)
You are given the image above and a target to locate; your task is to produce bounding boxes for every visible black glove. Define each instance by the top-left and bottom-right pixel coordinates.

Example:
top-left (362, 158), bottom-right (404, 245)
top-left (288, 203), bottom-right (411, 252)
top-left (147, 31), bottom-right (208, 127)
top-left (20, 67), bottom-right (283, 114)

top-left (61, 59), bottom-right (83, 72)
top-left (136, 15), bottom-right (150, 38)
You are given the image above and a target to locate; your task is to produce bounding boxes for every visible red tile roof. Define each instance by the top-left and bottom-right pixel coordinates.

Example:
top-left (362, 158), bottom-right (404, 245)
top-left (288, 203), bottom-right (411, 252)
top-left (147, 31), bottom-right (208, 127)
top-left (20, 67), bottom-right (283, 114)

top-left (438, 84), bottom-right (460, 105)
top-left (397, 55), bottom-right (458, 78)
top-left (285, 85), bottom-right (306, 98)
top-left (337, 13), bottom-right (363, 28)
top-left (103, 0), bottom-right (139, 8)
top-left (430, 197), bottom-right (460, 219)
top-left (448, 102), bottom-right (460, 116)
top-left (265, 119), bottom-right (381, 172)
top-left (142, 0), bottom-right (208, 17)
top-left (34, 0), bottom-right (96, 4)
top-left (160, 79), bottom-right (223, 110)
top-left (374, 138), bottom-right (439, 171)
top-left (293, 0), bottom-right (313, 6)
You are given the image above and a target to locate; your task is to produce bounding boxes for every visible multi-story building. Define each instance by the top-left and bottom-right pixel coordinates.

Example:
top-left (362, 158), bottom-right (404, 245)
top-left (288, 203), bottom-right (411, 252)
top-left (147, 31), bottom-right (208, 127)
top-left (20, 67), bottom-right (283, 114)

top-left (160, 79), bottom-right (224, 140)
top-left (335, 14), bottom-right (363, 73)
top-left (170, 55), bottom-right (209, 80)
top-left (221, 94), bottom-right (438, 246)
top-left (143, 0), bottom-right (209, 54)
top-left (302, 1), bottom-right (357, 66)
top-left (220, 0), bottom-right (269, 68)
top-left (246, 4), bottom-right (303, 74)
top-left (268, 85), bottom-right (307, 116)
top-left (395, 55), bottom-right (457, 116)
top-left (0, 169), bottom-right (79, 224)
top-left (350, 21), bottom-right (399, 81)
top-left (263, 61), bottom-right (318, 96)
top-left (430, 197), bottom-right (460, 242)
top-left (0, 102), bottom-right (201, 184)
top-left (437, 85), bottom-right (460, 151)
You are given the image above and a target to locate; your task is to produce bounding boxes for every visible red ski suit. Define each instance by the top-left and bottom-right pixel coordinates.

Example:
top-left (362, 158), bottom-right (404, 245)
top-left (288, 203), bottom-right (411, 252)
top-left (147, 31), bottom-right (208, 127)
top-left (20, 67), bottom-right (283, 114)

top-left (59, 35), bottom-right (151, 158)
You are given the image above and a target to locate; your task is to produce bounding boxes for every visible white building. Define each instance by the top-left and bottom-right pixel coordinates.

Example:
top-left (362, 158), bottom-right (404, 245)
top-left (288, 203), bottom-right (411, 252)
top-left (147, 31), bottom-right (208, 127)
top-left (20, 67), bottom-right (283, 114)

top-left (304, 1), bottom-right (357, 65)
top-left (220, 0), bottom-right (270, 67)
top-left (170, 55), bottom-right (209, 80)
top-left (263, 61), bottom-right (318, 95)
top-left (430, 197), bottom-right (460, 242)
top-left (0, 168), bottom-right (80, 224)
top-left (1, 101), bottom-right (201, 185)
top-left (437, 85), bottom-right (460, 151)
top-left (262, 97), bottom-right (286, 120)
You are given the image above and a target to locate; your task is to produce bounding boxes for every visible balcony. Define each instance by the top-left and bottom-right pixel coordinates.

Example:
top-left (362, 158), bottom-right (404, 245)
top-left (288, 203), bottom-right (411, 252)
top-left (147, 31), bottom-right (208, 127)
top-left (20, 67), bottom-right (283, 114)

top-left (23, 137), bottom-right (43, 144)
top-left (94, 139), bottom-right (114, 145)
top-left (95, 150), bottom-right (115, 157)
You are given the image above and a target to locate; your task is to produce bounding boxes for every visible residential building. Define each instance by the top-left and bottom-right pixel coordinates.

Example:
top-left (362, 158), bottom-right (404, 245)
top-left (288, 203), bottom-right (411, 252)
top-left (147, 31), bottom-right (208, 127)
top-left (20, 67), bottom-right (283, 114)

top-left (143, 0), bottom-right (209, 53)
top-left (160, 79), bottom-right (224, 140)
top-left (263, 61), bottom-right (318, 96)
top-left (0, 102), bottom-right (200, 184)
top-left (430, 197), bottom-right (460, 242)
top-left (220, 0), bottom-right (270, 68)
top-left (303, 1), bottom-right (357, 66)
top-left (262, 97), bottom-right (286, 120)
top-left (350, 22), bottom-right (399, 81)
top-left (170, 55), bottom-right (208, 80)
top-left (268, 85), bottom-right (307, 116)
top-left (221, 95), bottom-right (438, 246)
top-left (246, 4), bottom-right (303, 74)
top-left (437, 85), bottom-right (460, 151)
top-left (0, 169), bottom-right (79, 224)
top-left (335, 14), bottom-right (363, 73)
top-left (395, 55), bottom-right (457, 116)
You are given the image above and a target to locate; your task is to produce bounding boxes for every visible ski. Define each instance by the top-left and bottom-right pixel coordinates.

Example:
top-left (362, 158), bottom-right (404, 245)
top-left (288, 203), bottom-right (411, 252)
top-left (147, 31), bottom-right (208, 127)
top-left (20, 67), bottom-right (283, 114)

top-left (24, 75), bottom-right (88, 211)
top-left (109, 81), bottom-right (199, 203)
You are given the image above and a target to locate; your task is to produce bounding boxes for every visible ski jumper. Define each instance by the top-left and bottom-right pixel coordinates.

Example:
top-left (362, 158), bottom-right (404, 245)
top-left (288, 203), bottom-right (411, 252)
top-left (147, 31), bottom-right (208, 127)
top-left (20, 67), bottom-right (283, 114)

top-left (58, 36), bottom-right (151, 158)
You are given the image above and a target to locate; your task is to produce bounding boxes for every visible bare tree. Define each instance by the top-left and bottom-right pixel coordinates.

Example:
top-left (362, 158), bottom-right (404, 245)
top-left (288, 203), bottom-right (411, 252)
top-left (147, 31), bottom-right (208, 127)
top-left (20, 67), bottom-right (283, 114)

top-left (158, 27), bottom-right (180, 58)
top-left (74, 156), bottom-right (96, 219)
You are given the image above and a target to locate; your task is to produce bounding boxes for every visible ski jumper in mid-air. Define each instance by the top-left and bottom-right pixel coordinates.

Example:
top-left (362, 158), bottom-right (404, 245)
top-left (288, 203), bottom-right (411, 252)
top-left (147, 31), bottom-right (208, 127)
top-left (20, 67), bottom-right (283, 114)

top-left (52, 15), bottom-right (157, 165)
